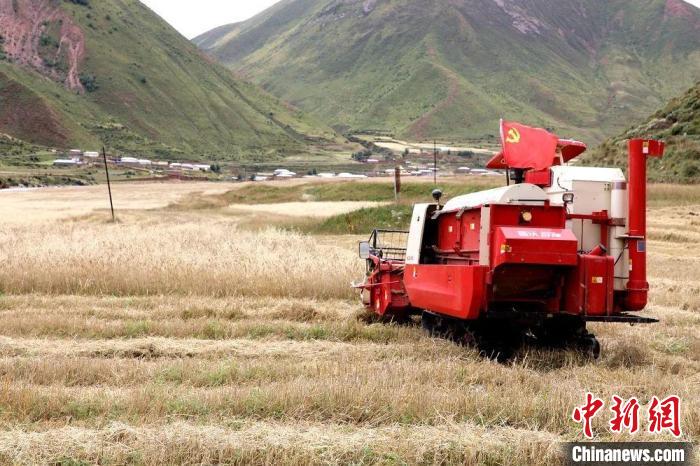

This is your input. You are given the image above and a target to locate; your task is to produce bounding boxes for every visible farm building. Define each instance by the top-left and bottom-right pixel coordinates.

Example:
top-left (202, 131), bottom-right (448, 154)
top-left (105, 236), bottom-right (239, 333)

top-left (118, 157), bottom-right (153, 167)
top-left (274, 169), bottom-right (296, 177)
top-left (53, 159), bottom-right (82, 167)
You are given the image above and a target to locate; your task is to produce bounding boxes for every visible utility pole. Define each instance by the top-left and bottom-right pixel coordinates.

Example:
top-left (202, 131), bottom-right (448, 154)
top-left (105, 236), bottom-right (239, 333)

top-left (102, 146), bottom-right (115, 223)
top-left (433, 140), bottom-right (437, 186)
top-left (394, 166), bottom-right (401, 203)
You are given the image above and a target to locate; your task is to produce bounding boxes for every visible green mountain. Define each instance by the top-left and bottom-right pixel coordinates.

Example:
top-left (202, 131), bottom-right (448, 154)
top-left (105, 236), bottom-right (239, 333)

top-left (586, 81), bottom-right (700, 182)
top-left (0, 0), bottom-right (339, 160)
top-left (195, 0), bottom-right (700, 144)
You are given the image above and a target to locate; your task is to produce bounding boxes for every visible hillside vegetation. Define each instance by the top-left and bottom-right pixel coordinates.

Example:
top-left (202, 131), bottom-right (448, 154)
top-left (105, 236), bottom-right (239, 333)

top-left (0, 0), bottom-right (340, 160)
top-left (586, 81), bottom-right (700, 182)
top-left (196, 0), bottom-right (700, 144)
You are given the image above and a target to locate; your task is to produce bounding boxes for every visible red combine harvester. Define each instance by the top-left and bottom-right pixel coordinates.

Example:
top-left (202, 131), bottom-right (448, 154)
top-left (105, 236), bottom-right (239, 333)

top-left (356, 121), bottom-right (664, 358)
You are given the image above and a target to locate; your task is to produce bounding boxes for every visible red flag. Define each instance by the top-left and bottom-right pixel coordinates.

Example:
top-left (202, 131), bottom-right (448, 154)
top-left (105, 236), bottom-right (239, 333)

top-left (500, 120), bottom-right (559, 171)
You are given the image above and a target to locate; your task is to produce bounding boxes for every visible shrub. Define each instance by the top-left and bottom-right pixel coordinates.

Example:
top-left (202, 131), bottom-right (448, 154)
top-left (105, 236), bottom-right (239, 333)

top-left (352, 149), bottom-right (372, 162)
top-left (682, 162), bottom-right (699, 179)
top-left (79, 73), bottom-right (99, 92)
top-left (39, 34), bottom-right (59, 48)
top-left (671, 124), bottom-right (685, 136)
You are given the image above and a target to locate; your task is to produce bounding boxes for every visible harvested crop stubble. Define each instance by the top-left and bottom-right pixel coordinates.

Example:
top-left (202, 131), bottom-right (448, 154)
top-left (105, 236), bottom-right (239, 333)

top-left (0, 421), bottom-right (562, 465)
top-left (0, 221), bottom-right (360, 299)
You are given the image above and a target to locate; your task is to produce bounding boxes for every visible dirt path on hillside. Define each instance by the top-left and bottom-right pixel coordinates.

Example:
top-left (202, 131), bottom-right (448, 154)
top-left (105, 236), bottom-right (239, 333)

top-left (409, 48), bottom-right (461, 140)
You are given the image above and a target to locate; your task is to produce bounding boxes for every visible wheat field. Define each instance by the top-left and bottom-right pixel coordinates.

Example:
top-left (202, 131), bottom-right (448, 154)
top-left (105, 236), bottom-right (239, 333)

top-left (0, 181), bottom-right (697, 465)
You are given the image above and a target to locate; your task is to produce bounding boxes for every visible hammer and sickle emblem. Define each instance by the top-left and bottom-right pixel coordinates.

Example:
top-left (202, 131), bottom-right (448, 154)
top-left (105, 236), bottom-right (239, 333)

top-left (506, 128), bottom-right (521, 144)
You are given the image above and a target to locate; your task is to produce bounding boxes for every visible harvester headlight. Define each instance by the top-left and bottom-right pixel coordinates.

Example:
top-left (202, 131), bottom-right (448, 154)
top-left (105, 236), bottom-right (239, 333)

top-left (521, 211), bottom-right (533, 223)
top-left (562, 192), bottom-right (575, 204)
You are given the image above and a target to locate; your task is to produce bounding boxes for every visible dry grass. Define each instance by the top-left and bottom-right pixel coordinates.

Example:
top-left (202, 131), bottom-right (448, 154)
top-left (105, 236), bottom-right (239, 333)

top-left (0, 180), bottom-right (697, 465)
top-left (0, 181), bottom-right (240, 225)
top-left (0, 219), bottom-right (359, 300)
top-left (648, 183), bottom-right (700, 207)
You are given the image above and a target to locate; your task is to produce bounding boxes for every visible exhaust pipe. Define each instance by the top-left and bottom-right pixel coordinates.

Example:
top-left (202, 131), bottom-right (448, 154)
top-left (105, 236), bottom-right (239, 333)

top-left (624, 139), bottom-right (664, 311)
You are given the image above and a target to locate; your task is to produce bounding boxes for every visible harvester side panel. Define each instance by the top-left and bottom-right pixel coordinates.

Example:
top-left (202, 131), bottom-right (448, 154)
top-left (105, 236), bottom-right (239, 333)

top-left (404, 264), bottom-right (488, 320)
top-left (563, 255), bottom-right (615, 316)
top-left (491, 226), bottom-right (578, 268)
top-left (435, 209), bottom-right (481, 264)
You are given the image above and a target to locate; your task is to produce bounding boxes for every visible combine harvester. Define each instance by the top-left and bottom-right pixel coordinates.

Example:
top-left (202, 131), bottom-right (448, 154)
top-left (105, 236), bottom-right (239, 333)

top-left (356, 121), bottom-right (664, 359)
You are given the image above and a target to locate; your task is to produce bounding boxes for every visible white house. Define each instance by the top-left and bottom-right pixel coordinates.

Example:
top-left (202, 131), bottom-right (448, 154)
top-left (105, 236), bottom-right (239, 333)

top-left (53, 159), bottom-right (81, 166)
top-left (274, 169), bottom-right (297, 177)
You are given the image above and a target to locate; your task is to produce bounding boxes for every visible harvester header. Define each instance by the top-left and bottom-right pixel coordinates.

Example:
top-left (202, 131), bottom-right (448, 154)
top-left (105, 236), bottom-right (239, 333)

top-left (356, 122), bottom-right (664, 359)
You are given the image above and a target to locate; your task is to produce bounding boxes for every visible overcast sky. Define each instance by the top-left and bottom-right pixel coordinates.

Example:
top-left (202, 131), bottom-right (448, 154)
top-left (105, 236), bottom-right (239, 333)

top-left (141, 0), bottom-right (282, 39)
top-left (141, 0), bottom-right (700, 39)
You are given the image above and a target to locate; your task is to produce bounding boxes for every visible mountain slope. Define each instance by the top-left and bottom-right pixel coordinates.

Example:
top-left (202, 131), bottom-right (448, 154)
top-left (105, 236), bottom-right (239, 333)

top-left (0, 0), bottom-right (338, 160)
top-left (195, 0), bottom-right (700, 144)
top-left (586, 81), bottom-right (700, 182)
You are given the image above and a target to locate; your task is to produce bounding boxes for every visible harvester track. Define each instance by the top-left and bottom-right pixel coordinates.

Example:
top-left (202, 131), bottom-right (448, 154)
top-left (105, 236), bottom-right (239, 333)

top-left (420, 311), bottom-right (601, 362)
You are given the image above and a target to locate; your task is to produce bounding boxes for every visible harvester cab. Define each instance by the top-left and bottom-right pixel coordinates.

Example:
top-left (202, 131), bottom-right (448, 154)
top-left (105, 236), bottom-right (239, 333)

top-left (355, 121), bottom-right (664, 359)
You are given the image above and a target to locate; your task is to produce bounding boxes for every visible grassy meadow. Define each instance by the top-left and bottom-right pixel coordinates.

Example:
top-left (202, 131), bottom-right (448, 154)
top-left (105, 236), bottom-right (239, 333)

top-left (0, 179), bottom-right (697, 465)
